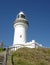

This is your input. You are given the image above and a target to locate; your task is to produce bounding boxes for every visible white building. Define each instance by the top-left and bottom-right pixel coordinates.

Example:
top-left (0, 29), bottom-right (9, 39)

top-left (12, 11), bottom-right (43, 50)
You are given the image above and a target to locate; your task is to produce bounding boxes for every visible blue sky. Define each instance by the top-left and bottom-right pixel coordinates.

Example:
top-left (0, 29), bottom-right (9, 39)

top-left (0, 0), bottom-right (50, 47)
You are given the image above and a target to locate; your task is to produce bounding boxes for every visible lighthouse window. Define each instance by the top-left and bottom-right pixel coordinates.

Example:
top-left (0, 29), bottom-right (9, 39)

top-left (20, 14), bottom-right (25, 18)
top-left (18, 15), bottom-right (19, 18)
top-left (20, 35), bottom-right (22, 38)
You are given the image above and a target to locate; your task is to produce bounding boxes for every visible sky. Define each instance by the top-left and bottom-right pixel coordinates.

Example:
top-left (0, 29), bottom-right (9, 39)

top-left (0, 0), bottom-right (50, 48)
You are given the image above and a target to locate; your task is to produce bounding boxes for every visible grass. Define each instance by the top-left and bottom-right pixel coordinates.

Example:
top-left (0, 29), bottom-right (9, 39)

top-left (8, 48), bottom-right (50, 65)
top-left (0, 48), bottom-right (4, 52)
top-left (0, 47), bottom-right (50, 65)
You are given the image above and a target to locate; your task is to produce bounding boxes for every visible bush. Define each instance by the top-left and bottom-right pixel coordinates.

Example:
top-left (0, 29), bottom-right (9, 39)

top-left (0, 48), bottom-right (4, 51)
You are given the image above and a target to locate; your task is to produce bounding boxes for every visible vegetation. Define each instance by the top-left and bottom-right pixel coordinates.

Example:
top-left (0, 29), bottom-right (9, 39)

top-left (0, 48), bottom-right (6, 52)
top-left (9, 48), bottom-right (50, 65)
top-left (0, 48), bottom-right (4, 52)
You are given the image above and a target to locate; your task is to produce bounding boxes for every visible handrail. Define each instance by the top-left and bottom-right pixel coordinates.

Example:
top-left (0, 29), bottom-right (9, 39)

top-left (9, 43), bottom-right (43, 50)
top-left (2, 49), bottom-right (8, 65)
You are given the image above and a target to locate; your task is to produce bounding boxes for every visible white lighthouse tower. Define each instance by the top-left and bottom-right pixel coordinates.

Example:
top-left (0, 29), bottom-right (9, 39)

top-left (12, 11), bottom-right (43, 50)
top-left (13, 12), bottom-right (29, 46)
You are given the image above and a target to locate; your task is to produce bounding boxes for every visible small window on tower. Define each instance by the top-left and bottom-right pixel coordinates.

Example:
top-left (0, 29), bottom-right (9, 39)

top-left (21, 14), bottom-right (25, 18)
top-left (20, 35), bottom-right (22, 38)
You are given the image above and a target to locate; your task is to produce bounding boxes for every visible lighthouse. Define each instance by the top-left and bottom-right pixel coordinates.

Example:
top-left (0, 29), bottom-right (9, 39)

top-left (12, 11), bottom-right (43, 50)
top-left (13, 12), bottom-right (29, 46)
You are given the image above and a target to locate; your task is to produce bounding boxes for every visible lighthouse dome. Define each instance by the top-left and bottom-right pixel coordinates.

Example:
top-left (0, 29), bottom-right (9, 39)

top-left (17, 11), bottom-right (25, 19)
top-left (14, 11), bottom-right (29, 26)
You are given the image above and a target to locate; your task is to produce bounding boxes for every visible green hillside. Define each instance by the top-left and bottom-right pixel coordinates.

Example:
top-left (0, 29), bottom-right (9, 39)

top-left (7, 48), bottom-right (50, 65)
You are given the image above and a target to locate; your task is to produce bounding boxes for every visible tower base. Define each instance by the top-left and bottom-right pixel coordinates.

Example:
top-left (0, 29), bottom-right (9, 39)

top-left (9, 40), bottom-right (43, 51)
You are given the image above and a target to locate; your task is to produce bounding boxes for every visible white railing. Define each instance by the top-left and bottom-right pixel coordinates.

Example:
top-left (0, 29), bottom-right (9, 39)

top-left (2, 49), bottom-right (8, 65)
top-left (8, 43), bottom-right (43, 51)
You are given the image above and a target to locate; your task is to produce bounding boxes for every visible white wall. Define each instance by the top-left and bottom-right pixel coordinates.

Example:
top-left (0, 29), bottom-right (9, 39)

top-left (13, 22), bottom-right (28, 45)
